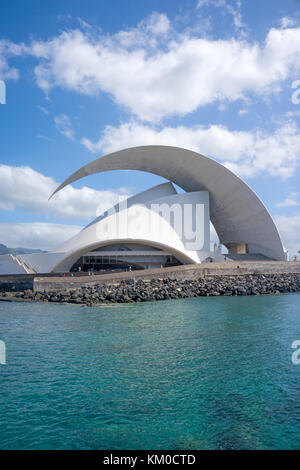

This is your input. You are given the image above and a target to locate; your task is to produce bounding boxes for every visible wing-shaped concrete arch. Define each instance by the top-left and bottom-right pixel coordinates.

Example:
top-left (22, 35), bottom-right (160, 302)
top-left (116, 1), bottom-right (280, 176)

top-left (50, 145), bottom-right (285, 261)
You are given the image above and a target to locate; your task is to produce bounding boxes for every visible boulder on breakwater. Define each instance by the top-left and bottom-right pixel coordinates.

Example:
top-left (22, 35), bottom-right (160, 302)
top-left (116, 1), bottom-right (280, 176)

top-left (1, 273), bottom-right (300, 305)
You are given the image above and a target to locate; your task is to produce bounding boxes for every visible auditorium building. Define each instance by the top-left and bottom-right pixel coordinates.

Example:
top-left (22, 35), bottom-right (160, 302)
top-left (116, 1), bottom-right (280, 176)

top-left (0, 146), bottom-right (286, 275)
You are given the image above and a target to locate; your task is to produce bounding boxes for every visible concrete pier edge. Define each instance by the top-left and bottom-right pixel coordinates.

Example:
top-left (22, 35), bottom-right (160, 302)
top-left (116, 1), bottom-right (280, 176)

top-left (0, 261), bottom-right (300, 293)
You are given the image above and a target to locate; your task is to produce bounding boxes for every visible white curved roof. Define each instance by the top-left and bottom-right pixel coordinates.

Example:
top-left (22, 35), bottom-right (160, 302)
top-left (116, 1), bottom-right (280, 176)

top-left (51, 183), bottom-right (211, 272)
top-left (51, 145), bottom-right (285, 261)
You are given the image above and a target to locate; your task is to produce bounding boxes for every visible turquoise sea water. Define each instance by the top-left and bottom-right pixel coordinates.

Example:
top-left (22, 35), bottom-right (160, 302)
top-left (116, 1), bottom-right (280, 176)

top-left (0, 294), bottom-right (300, 450)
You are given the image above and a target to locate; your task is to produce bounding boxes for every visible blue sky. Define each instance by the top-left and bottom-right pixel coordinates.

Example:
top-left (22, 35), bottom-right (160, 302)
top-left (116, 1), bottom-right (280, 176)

top-left (0, 0), bottom-right (300, 257)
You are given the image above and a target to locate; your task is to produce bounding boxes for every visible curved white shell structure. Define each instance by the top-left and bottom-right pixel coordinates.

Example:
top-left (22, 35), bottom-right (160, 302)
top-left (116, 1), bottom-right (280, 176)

top-left (50, 182), bottom-right (211, 272)
top-left (1, 146), bottom-right (285, 275)
top-left (51, 145), bottom-right (285, 262)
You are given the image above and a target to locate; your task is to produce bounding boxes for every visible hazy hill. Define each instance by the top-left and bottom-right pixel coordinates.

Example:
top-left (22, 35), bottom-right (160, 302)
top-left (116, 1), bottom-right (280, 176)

top-left (0, 243), bottom-right (45, 255)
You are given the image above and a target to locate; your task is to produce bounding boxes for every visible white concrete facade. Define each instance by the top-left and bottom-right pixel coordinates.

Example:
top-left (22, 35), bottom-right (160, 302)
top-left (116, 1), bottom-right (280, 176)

top-left (50, 184), bottom-right (211, 273)
top-left (52, 146), bottom-right (285, 261)
top-left (0, 254), bottom-right (29, 275)
top-left (0, 146), bottom-right (285, 274)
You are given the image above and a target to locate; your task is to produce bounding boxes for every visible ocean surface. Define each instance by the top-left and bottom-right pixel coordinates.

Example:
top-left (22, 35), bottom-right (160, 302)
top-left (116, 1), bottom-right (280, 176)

top-left (0, 294), bottom-right (300, 450)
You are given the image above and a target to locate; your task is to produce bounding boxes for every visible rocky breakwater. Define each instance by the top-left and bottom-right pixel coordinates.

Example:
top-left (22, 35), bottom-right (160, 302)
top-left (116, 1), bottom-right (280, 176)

top-left (0, 273), bottom-right (300, 305)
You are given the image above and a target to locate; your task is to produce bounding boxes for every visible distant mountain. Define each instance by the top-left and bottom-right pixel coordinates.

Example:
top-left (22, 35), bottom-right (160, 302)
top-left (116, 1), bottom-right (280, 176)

top-left (0, 244), bottom-right (9, 255)
top-left (11, 247), bottom-right (46, 254)
top-left (0, 244), bottom-right (46, 255)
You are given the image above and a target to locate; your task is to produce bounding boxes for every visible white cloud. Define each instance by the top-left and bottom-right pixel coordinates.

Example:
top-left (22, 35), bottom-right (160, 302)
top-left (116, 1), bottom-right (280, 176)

top-left (285, 110), bottom-right (300, 118)
top-left (0, 222), bottom-right (82, 251)
top-left (218, 103), bottom-right (227, 111)
top-left (275, 214), bottom-right (300, 258)
top-left (37, 105), bottom-right (49, 115)
top-left (196, 0), bottom-right (210, 8)
top-left (21, 16), bottom-right (300, 121)
top-left (276, 192), bottom-right (299, 208)
top-left (54, 114), bottom-right (74, 139)
top-left (141, 12), bottom-right (170, 35)
top-left (197, 0), bottom-right (246, 32)
top-left (0, 40), bottom-right (23, 80)
top-left (81, 120), bottom-right (300, 178)
top-left (225, 121), bottom-right (300, 178)
top-left (36, 134), bottom-right (55, 142)
top-left (114, 12), bottom-right (171, 49)
top-left (238, 108), bottom-right (248, 115)
top-left (280, 17), bottom-right (296, 29)
top-left (196, 0), bottom-right (226, 9)
top-left (0, 164), bottom-right (131, 221)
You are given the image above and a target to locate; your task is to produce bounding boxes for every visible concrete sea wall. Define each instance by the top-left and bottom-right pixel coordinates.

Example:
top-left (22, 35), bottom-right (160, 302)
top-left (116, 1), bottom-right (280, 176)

top-left (0, 262), bottom-right (299, 304)
top-left (0, 261), bottom-right (300, 293)
top-left (0, 274), bottom-right (34, 292)
top-left (34, 260), bottom-right (300, 291)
